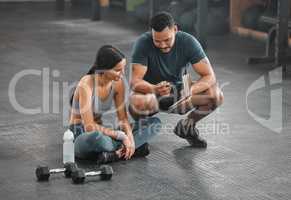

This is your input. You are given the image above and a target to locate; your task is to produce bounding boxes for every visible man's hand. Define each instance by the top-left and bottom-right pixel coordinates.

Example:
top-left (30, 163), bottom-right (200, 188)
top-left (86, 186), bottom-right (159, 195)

top-left (155, 81), bottom-right (171, 96)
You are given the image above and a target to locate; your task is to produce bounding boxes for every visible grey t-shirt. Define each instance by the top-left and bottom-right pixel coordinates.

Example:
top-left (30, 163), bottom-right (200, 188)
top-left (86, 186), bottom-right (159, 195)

top-left (131, 31), bottom-right (206, 85)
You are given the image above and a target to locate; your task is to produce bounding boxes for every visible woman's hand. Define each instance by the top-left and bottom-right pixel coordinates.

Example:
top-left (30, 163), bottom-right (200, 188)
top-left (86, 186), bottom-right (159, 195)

top-left (128, 133), bottom-right (135, 157)
top-left (121, 135), bottom-right (135, 160)
top-left (113, 78), bottom-right (136, 160)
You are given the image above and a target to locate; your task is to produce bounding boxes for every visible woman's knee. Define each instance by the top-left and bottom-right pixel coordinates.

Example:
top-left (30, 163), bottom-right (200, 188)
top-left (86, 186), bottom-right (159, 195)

top-left (76, 131), bottom-right (103, 145)
top-left (75, 131), bottom-right (117, 154)
top-left (75, 131), bottom-right (100, 154)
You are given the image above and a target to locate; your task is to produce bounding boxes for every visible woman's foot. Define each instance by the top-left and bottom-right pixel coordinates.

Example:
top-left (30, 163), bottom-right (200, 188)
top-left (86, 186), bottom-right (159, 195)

top-left (96, 152), bottom-right (120, 165)
top-left (133, 143), bottom-right (150, 157)
top-left (96, 143), bottom-right (150, 164)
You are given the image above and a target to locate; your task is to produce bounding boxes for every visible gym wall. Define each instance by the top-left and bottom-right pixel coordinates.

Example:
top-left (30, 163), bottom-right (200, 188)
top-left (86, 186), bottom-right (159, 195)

top-left (0, 0), bottom-right (69, 2)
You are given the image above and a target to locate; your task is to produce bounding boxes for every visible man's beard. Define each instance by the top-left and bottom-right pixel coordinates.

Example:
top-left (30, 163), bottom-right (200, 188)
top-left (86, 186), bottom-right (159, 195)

top-left (160, 47), bottom-right (171, 52)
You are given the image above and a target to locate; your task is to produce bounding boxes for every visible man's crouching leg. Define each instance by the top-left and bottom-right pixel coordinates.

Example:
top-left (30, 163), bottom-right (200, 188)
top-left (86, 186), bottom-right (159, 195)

top-left (174, 84), bottom-right (224, 148)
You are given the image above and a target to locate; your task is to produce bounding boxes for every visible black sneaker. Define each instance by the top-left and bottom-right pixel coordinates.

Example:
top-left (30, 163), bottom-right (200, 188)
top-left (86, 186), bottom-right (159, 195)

top-left (174, 119), bottom-right (207, 148)
top-left (96, 151), bottom-right (120, 165)
top-left (96, 143), bottom-right (150, 164)
top-left (133, 143), bottom-right (150, 158)
top-left (185, 132), bottom-right (207, 148)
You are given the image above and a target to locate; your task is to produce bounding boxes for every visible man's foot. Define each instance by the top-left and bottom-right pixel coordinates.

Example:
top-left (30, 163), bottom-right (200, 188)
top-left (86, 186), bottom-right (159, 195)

top-left (174, 119), bottom-right (207, 148)
top-left (133, 143), bottom-right (150, 158)
top-left (185, 133), bottom-right (207, 148)
top-left (96, 151), bottom-right (120, 165)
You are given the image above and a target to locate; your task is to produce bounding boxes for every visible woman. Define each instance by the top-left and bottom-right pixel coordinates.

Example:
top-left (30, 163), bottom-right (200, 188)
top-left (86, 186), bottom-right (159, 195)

top-left (68, 45), bottom-right (161, 164)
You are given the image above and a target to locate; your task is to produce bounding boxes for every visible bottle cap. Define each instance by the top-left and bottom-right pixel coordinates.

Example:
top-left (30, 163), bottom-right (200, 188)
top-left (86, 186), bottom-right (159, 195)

top-left (63, 129), bottom-right (74, 141)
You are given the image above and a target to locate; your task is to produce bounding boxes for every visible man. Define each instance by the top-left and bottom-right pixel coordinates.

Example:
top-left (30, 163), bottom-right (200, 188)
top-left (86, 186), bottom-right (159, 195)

top-left (129, 12), bottom-right (224, 148)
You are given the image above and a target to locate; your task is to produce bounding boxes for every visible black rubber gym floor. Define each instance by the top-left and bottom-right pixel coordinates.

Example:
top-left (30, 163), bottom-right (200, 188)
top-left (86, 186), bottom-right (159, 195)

top-left (0, 2), bottom-right (290, 200)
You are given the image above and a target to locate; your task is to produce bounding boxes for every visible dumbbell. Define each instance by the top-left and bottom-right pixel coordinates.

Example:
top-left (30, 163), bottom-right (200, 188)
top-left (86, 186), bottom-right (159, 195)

top-left (71, 165), bottom-right (113, 184)
top-left (35, 162), bottom-right (77, 181)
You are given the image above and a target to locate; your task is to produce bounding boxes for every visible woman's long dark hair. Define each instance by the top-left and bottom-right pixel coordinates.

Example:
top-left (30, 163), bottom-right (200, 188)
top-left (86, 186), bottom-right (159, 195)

top-left (70, 45), bottom-right (125, 106)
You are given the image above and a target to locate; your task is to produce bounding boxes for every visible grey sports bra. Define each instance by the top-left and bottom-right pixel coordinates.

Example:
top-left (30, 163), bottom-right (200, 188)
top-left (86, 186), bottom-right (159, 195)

top-left (71, 76), bottom-right (115, 115)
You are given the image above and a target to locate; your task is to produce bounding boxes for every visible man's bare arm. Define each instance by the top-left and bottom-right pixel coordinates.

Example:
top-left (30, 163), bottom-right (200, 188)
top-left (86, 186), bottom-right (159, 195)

top-left (130, 63), bottom-right (156, 94)
top-left (190, 57), bottom-right (216, 95)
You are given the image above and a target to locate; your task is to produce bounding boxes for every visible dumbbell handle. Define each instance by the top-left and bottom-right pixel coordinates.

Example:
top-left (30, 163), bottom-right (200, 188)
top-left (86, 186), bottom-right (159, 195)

top-left (85, 171), bottom-right (101, 177)
top-left (49, 168), bottom-right (66, 174)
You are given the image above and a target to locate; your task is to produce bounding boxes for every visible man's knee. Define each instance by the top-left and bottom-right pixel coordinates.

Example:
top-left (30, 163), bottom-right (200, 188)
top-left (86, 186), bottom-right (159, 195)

top-left (212, 87), bottom-right (224, 109)
top-left (217, 89), bottom-right (224, 107)
top-left (205, 85), bottom-right (224, 109)
top-left (129, 94), bottom-right (146, 111)
top-left (129, 93), bottom-right (158, 113)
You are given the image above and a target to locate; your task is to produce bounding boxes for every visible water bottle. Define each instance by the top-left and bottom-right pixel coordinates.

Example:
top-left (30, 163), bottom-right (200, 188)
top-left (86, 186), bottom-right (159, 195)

top-left (63, 129), bottom-right (75, 164)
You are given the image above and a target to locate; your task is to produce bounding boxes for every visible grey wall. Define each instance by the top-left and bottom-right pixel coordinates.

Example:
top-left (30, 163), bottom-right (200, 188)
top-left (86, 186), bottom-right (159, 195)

top-left (0, 0), bottom-right (69, 2)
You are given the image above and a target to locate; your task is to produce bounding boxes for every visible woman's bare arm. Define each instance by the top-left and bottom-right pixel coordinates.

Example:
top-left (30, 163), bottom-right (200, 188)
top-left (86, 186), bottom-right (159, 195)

top-left (78, 75), bottom-right (119, 139)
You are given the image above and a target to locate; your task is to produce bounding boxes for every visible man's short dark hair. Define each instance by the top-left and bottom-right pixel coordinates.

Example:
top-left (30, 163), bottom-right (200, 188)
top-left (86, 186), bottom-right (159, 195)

top-left (150, 12), bottom-right (175, 32)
